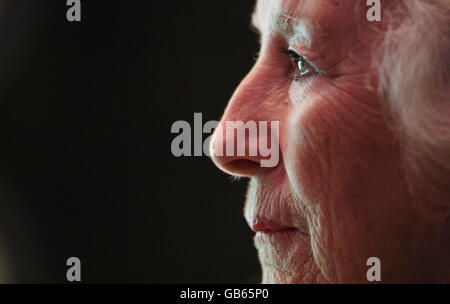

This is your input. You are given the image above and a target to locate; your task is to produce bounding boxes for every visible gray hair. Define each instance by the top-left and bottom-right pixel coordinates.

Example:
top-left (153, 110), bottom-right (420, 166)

top-left (377, 0), bottom-right (450, 210)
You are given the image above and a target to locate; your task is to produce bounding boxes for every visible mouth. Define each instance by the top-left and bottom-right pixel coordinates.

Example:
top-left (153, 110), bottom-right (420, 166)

top-left (244, 176), bottom-right (309, 246)
top-left (251, 219), bottom-right (295, 233)
top-left (251, 218), bottom-right (300, 242)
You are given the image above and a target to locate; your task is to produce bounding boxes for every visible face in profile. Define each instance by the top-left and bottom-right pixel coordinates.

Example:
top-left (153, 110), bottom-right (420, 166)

top-left (210, 0), bottom-right (450, 283)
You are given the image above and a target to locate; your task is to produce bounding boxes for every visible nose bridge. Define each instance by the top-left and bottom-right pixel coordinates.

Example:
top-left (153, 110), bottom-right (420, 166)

top-left (223, 60), bottom-right (277, 125)
top-left (223, 66), bottom-right (267, 123)
top-left (210, 62), bottom-right (281, 176)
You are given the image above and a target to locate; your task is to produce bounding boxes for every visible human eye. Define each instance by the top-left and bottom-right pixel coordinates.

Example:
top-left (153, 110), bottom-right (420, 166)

top-left (281, 48), bottom-right (317, 81)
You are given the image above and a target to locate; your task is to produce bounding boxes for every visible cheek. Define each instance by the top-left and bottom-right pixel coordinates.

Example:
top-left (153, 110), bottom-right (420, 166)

top-left (284, 81), bottom-right (337, 206)
top-left (284, 77), bottom-right (396, 207)
top-left (283, 103), bottom-right (335, 281)
top-left (283, 81), bottom-right (406, 281)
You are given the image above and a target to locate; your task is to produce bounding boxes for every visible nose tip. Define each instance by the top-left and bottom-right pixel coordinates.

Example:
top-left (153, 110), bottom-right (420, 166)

top-left (209, 121), bottom-right (280, 177)
top-left (209, 131), bottom-right (262, 177)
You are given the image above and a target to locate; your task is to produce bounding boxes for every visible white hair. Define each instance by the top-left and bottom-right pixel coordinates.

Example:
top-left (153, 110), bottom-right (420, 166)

top-left (377, 0), bottom-right (450, 210)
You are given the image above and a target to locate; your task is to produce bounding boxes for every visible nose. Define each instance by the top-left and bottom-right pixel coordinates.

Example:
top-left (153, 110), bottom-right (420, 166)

top-left (210, 63), bottom-right (283, 177)
top-left (210, 120), bottom-right (265, 177)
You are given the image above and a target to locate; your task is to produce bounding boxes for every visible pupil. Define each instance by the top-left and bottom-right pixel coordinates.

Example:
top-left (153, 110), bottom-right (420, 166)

top-left (298, 59), bottom-right (303, 72)
top-left (298, 58), bottom-right (308, 75)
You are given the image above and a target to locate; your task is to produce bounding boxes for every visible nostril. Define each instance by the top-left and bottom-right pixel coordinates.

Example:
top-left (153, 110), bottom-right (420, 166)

top-left (209, 131), bottom-right (261, 176)
top-left (225, 159), bottom-right (262, 177)
top-left (212, 157), bottom-right (261, 177)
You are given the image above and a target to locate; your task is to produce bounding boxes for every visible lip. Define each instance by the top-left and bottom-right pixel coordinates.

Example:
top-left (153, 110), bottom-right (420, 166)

top-left (251, 218), bottom-right (295, 233)
top-left (244, 176), bottom-right (309, 245)
top-left (254, 228), bottom-right (300, 245)
top-left (248, 215), bottom-right (308, 246)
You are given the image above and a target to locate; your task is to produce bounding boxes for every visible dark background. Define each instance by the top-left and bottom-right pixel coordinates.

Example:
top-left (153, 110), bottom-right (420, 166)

top-left (0, 0), bottom-right (260, 283)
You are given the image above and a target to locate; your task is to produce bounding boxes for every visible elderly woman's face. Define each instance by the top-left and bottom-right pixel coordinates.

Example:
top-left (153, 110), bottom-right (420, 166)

top-left (211, 0), bottom-right (439, 283)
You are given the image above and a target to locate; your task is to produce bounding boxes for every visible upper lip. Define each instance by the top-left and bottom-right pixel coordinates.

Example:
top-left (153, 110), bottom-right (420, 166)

top-left (244, 176), bottom-right (308, 235)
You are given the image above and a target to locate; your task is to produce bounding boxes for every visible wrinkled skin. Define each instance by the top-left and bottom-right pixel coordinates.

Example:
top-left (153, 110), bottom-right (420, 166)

top-left (211, 0), bottom-right (450, 283)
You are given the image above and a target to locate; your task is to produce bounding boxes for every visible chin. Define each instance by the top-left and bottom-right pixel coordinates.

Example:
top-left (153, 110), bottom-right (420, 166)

top-left (260, 267), bottom-right (327, 284)
top-left (256, 238), bottom-right (328, 284)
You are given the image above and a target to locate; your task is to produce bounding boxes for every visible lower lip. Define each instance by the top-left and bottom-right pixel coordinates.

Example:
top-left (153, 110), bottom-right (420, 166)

top-left (254, 228), bottom-right (299, 243)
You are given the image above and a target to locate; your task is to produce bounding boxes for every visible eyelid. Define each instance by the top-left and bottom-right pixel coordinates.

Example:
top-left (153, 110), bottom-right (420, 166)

top-left (281, 47), bottom-right (301, 60)
top-left (280, 47), bottom-right (322, 75)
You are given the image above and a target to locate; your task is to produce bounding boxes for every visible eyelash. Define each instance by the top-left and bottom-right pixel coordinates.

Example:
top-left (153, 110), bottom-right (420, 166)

top-left (281, 48), bottom-right (316, 81)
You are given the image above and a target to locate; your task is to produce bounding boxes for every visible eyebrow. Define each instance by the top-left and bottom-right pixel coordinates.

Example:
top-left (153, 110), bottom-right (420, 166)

top-left (251, 8), bottom-right (297, 36)
top-left (275, 11), bottom-right (297, 33)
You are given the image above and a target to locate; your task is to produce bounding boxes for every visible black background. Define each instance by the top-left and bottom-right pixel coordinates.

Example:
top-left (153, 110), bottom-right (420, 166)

top-left (0, 0), bottom-right (261, 283)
